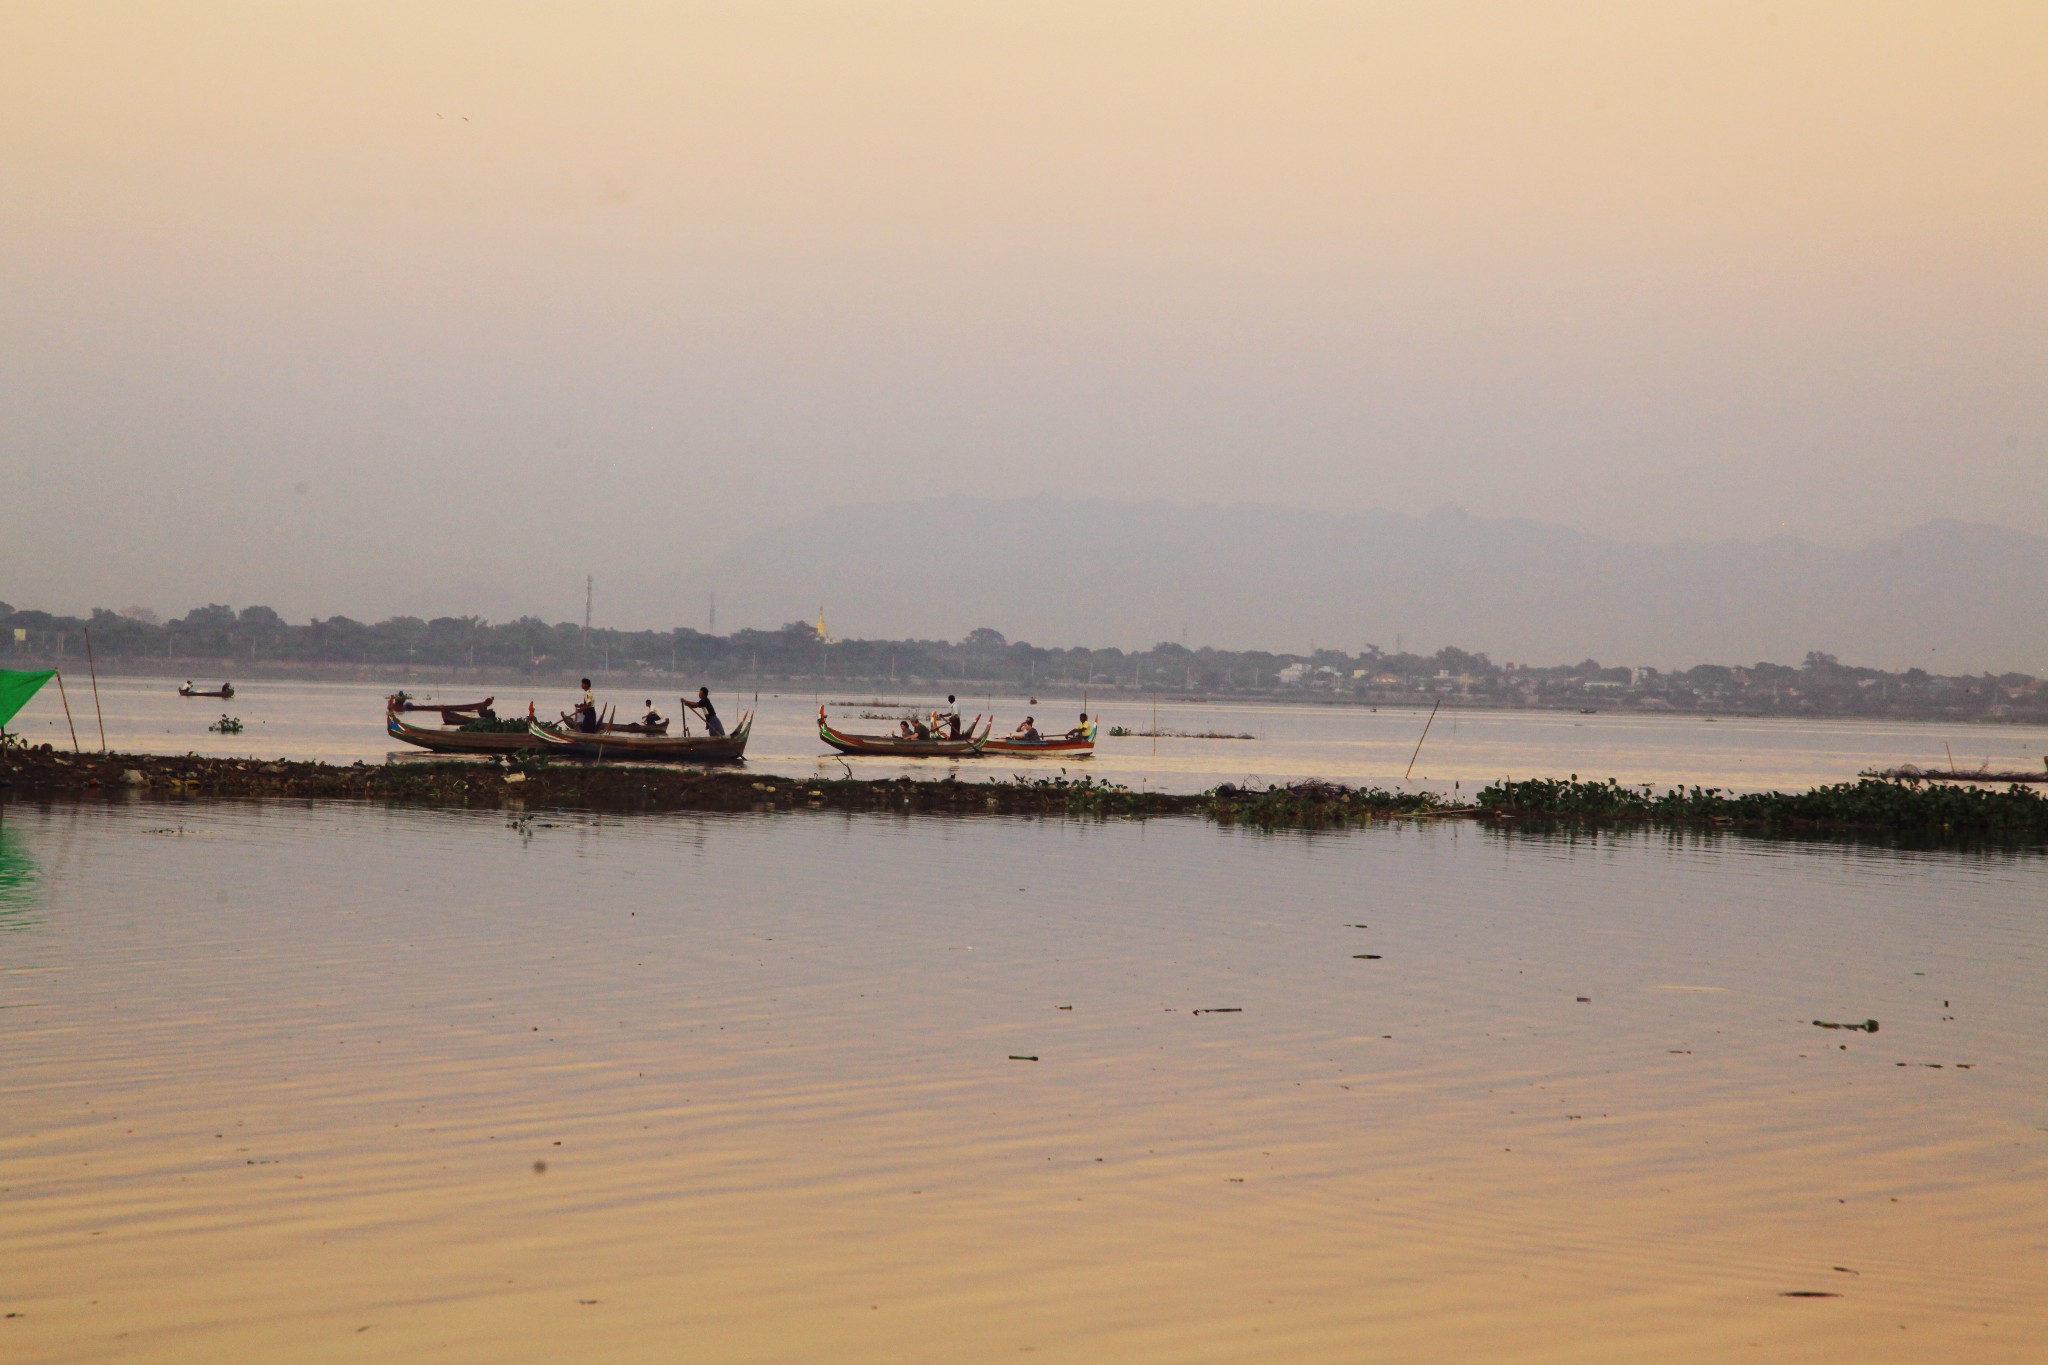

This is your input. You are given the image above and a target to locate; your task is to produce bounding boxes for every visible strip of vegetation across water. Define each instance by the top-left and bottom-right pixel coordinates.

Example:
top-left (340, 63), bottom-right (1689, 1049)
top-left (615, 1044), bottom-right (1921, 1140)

top-left (0, 746), bottom-right (2042, 840)
top-left (1476, 776), bottom-right (2048, 839)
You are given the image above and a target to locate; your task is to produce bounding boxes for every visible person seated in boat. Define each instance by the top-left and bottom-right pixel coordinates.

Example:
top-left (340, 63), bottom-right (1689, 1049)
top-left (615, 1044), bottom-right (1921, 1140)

top-left (1012, 716), bottom-right (1042, 743)
top-left (682, 686), bottom-right (724, 737)
top-left (639, 700), bottom-right (667, 734)
top-left (1064, 712), bottom-right (1091, 739)
top-left (897, 719), bottom-right (916, 739)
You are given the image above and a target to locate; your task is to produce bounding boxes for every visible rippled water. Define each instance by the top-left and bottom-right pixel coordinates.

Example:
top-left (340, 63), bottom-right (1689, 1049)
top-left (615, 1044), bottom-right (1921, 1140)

top-left (11, 674), bottom-right (2048, 794)
top-left (2, 802), bottom-right (2042, 1362)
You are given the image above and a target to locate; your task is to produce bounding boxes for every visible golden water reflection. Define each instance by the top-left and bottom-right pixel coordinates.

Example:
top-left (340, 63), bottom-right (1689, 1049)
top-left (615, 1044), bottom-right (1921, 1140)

top-left (2, 804), bottom-right (2043, 1362)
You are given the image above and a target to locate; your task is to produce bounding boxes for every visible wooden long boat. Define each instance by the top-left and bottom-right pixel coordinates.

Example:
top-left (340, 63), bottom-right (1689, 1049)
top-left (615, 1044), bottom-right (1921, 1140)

top-left (817, 706), bottom-right (990, 757)
top-left (387, 711), bottom-right (550, 754)
top-left (388, 694), bottom-right (495, 725)
top-left (392, 695), bottom-right (491, 714)
top-left (179, 684), bottom-right (235, 699)
top-left (528, 712), bottom-right (752, 762)
top-left (982, 727), bottom-right (1097, 758)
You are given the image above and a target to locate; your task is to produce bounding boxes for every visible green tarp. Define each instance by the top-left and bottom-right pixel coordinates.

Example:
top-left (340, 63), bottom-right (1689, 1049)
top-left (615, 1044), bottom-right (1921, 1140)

top-left (0, 669), bottom-right (55, 731)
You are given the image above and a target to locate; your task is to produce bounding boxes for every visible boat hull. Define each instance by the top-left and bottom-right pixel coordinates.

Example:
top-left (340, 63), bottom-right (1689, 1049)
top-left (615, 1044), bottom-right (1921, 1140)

top-left (818, 707), bottom-right (989, 756)
top-left (981, 736), bottom-right (1095, 757)
top-left (387, 714), bottom-right (548, 754)
top-left (529, 713), bottom-right (751, 762)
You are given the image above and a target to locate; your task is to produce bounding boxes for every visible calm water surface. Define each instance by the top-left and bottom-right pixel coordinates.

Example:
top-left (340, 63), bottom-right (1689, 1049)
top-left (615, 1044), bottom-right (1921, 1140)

top-left (1, 802), bottom-right (2042, 1362)
top-left (10, 675), bottom-right (2048, 794)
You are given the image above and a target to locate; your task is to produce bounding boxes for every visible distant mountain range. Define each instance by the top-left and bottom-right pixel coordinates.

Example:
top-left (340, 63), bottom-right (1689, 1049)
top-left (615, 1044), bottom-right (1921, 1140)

top-left (693, 499), bottom-right (2048, 674)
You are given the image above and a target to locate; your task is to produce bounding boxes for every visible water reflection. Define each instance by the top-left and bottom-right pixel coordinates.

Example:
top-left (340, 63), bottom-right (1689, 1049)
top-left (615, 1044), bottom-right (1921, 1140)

top-left (0, 821), bottom-right (39, 927)
top-left (2, 803), bottom-right (2042, 1362)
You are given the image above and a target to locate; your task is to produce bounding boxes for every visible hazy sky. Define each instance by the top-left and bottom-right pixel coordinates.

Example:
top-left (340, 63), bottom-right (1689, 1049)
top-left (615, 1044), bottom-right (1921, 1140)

top-left (4, 2), bottom-right (2044, 630)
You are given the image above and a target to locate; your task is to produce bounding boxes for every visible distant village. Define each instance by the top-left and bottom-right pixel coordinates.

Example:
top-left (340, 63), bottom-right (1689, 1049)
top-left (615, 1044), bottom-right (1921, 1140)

top-left (4, 601), bottom-right (2042, 724)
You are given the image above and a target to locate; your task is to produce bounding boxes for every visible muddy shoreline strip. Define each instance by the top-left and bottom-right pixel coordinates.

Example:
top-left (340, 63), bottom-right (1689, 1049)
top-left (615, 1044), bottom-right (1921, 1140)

top-left (0, 747), bottom-right (2042, 838)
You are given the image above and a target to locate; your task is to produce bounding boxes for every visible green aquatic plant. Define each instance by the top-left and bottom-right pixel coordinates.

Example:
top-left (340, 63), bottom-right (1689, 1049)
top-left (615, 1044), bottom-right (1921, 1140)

top-left (1476, 776), bottom-right (2048, 837)
top-left (1207, 781), bottom-right (1450, 829)
top-left (1001, 773), bottom-right (1152, 817)
top-left (458, 715), bottom-right (531, 733)
top-left (209, 714), bottom-right (244, 734)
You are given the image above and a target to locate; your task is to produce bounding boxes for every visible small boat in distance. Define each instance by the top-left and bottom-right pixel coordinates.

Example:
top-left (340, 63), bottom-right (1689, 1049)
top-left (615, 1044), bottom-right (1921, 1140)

top-left (818, 706), bottom-right (990, 757)
top-left (179, 682), bottom-right (234, 699)
top-left (529, 712), bottom-right (751, 763)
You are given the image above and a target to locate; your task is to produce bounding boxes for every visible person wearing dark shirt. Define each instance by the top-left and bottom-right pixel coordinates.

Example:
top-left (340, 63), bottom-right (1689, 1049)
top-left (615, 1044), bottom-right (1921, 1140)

top-left (682, 686), bottom-right (724, 737)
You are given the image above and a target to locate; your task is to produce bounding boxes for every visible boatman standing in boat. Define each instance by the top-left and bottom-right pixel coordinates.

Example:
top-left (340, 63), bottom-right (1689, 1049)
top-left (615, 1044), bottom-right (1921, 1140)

top-left (574, 678), bottom-right (599, 734)
top-left (934, 694), bottom-right (962, 740)
top-left (682, 686), bottom-right (725, 737)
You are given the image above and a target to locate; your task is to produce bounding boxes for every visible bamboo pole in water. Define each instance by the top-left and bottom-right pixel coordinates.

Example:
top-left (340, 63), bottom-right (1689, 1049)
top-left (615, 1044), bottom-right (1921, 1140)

top-left (83, 627), bottom-right (107, 751)
top-left (1405, 699), bottom-right (1442, 782)
top-left (53, 670), bottom-right (81, 753)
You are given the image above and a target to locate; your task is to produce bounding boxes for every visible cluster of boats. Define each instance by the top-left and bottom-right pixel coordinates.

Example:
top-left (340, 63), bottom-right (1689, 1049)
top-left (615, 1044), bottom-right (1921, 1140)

top-left (384, 695), bottom-right (1097, 764)
top-left (386, 694), bottom-right (753, 761)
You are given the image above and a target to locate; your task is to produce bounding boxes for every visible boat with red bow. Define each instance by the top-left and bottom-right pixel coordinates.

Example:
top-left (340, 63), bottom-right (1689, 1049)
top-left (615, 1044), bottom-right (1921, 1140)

top-left (817, 706), bottom-right (990, 757)
top-left (982, 720), bottom-right (1097, 758)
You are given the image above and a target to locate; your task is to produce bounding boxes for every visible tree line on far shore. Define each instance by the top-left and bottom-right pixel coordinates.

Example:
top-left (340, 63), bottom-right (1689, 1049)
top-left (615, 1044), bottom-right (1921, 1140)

top-left (2, 601), bottom-right (2041, 723)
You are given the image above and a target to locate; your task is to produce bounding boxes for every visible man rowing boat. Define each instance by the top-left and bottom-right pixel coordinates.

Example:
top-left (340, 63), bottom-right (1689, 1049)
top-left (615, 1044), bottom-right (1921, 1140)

top-left (682, 686), bottom-right (725, 737)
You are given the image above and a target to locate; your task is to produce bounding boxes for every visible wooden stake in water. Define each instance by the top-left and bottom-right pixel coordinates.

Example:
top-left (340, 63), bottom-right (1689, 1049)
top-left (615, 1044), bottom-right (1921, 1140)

top-left (53, 670), bottom-right (81, 753)
top-left (1152, 693), bottom-right (1158, 756)
top-left (1404, 699), bottom-right (1442, 781)
top-left (83, 626), bottom-right (107, 751)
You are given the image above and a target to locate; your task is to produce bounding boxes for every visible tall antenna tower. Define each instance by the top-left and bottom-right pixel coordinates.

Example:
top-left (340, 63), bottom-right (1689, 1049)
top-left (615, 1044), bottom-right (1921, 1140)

top-left (583, 575), bottom-right (593, 651)
top-left (709, 592), bottom-right (717, 636)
